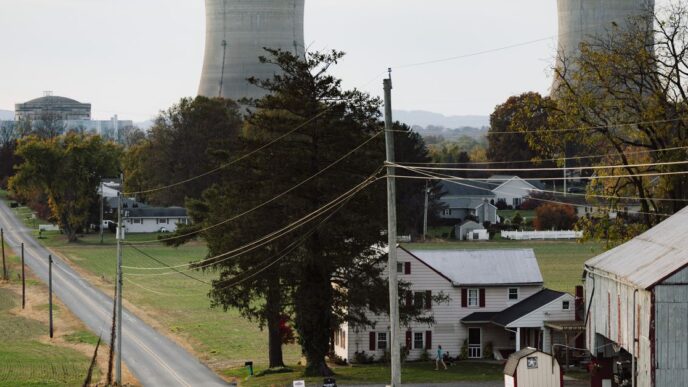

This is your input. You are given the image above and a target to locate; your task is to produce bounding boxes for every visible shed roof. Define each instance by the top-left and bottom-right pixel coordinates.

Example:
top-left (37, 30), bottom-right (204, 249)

top-left (585, 205), bottom-right (688, 289)
top-left (504, 347), bottom-right (545, 376)
top-left (407, 248), bottom-right (543, 286)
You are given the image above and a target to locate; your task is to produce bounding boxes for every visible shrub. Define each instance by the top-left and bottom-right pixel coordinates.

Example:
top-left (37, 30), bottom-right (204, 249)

top-left (495, 199), bottom-right (508, 210)
top-left (459, 339), bottom-right (468, 360)
top-left (534, 203), bottom-right (578, 230)
top-left (483, 342), bottom-right (493, 359)
top-left (419, 350), bottom-right (431, 362)
top-left (512, 212), bottom-right (523, 227)
top-left (353, 351), bottom-right (374, 364)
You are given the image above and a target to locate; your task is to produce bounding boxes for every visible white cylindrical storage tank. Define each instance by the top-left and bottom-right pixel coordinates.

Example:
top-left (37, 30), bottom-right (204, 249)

top-left (198, 0), bottom-right (305, 101)
top-left (553, 0), bottom-right (654, 90)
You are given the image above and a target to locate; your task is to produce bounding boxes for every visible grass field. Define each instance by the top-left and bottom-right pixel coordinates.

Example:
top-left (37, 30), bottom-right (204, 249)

top-left (225, 361), bottom-right (503, 386)
top-left (36, 230), bottom-right (302, 370)
top-left (405, 240), bottom-right (605, 293)
top-left (0, 255), bottom-right (97, 387)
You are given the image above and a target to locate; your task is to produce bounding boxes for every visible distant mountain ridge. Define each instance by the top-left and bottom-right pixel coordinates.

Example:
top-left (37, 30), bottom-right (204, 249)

top-left (0, 110), bottom-right (13, 120)
top-left (393, 110), bottom-right (489, 129)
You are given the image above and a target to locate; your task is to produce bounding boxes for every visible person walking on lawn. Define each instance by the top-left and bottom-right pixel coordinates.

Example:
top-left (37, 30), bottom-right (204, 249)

top-left (435, 345), bottom-right (447, 370)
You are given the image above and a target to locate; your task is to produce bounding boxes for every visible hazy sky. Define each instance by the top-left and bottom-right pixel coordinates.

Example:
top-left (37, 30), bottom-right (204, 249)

top-left (0, 1), bottom-right (661, 121)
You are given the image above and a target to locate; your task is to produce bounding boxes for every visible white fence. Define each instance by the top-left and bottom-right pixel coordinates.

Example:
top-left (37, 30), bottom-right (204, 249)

top-left (501, 230), bottom-right (582, 240)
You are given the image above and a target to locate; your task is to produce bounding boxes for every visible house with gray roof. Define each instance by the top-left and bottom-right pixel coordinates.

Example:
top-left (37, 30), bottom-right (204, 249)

top-left (334, 247), bottom-right (575, 363)
top-left (122, 207), bottom-right (190, 233)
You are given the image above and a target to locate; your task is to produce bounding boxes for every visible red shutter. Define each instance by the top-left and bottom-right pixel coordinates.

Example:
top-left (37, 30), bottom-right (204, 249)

top-left (479, 288), bottom-right (486, 308)
top-left (461, 288), bottom-right (467, 307)
top-left (425, 290), bottom-right (432, 310)
top-left (425, 331), bottom-right (432, 350)
top-left (369, 332), bottom-right (376, 351)
top-left (405, 331), bottom-right (412, 349)
top-left (405, 291), bottom-right (412, 307)
top-left (404, 262), bottom-right (411, 274)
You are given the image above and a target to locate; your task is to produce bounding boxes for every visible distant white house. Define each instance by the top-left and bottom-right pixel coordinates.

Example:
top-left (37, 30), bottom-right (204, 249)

top-left (122, 207), bottom-right (190, 233)
top-left (334, 247), bottom-right (576, 363)
top-left (487, 175), bottom-right (542, 208)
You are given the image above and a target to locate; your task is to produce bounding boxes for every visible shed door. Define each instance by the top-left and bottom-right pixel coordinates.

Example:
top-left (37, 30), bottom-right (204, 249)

top-left (468, 327), bottom-right (481, 358)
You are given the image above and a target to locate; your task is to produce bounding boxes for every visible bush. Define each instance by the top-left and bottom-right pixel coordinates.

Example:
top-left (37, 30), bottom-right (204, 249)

top-left (483, 342), bottom-right (493, 359)
top-left (459, 339), bottom-right (468, 360)
top-left (328, 353), bottom-right (348, 366)
top-left (353, 351), bottom-right (375, 364)
top-left (534, 203), bottom-right (578, 230)
top-left (495, 199), bottom-right (508, 210)
top-left (512, 212), bottom-right (524, 227)
top-left (419, 350), bottom-right (431, 362)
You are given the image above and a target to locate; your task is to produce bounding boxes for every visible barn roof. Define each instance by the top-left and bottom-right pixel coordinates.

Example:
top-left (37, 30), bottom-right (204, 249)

top-left (585, 206), bottom-right (688, 289)
top-left (407, 248), bottom-right (543, 286)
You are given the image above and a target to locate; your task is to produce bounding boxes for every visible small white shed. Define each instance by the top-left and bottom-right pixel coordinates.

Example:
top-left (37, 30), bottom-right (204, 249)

top-left (504, 347), bottom-right (562, 387)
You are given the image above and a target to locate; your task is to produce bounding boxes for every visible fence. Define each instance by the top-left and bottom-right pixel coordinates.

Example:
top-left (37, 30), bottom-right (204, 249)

top-left (500, 230), bottom-right (582, 240)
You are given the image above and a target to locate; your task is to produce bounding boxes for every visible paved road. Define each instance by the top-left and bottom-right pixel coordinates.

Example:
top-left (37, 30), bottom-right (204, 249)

top-left (0, 201), bottom-right (227, 387)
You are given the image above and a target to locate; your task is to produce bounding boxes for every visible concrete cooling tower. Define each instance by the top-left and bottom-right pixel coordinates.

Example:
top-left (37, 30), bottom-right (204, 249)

top-left (554, 0), bottom-right (654, 89)
top-left (198, 0), bottom-right (305, 101)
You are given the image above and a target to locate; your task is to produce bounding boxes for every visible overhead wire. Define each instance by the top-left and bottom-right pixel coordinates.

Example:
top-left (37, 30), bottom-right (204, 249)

top-left (391, 159), bottom-right (688, 173)
top-left (123, 105), bottom-right (336, 196)
top-left (127, 129), bottom-right (384, 245)
top-left (122, 167), bottom-right (383, 273)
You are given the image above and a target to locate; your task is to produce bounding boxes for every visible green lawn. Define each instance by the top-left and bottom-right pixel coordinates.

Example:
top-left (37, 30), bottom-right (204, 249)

top-left (404, 240), bottom-right (605, 294)
top-left (225, 361), bottom-right (503, 386)
top-left (497, 210), bottom-right (536, 223)
top-left (0, 270), bottom-right (95, 386)
top-left (38, 230), bottom-right (302, 369)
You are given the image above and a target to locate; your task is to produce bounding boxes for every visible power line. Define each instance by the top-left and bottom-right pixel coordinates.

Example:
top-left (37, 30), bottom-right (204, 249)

top-left (122, 168), bottom-right (382, 273)
top-left (403, 145), bottom-right (688, 166)
top-left (123, 106), bottom-right (336, 196)
top-left (126, 244), bottom-right (210, 285)
top-left (392, 159), bottom-right (688, 173)
top-left (127, 130), bottom-right (384, 245)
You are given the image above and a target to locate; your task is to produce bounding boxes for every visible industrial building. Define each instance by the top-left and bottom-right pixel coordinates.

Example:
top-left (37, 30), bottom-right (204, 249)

top-left (198, 0), bottom-right (305, 101)
top-left (9, 93), bottom-right (133, 140)
top-left (584, 206), bottom-right (688, 386)
top-left (554, 0), bottom-right (655, 89)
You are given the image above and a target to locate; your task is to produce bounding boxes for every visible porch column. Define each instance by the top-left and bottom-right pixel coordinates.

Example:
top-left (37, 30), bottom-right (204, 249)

top-left (515, 327), bottom-right (521, 351)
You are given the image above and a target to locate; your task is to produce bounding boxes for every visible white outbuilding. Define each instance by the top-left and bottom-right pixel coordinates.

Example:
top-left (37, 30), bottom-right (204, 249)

top-left (504, 347), bottom-right (562, 387)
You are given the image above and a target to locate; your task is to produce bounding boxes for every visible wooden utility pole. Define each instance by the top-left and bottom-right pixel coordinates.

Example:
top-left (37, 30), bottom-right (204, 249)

top-left (423, 181), bottom-right (429, 241)
top-left (49, 254), bottom-right (53, 338)
top-left (115, 174), bottom-right (124, 385)
top-left (1, 228), bottom-right (6, 280)
top-left (100, 181), bottom-right (104, 244)
top-left (384, 69), bottom-right (401, 387)
top-left (21, 243), bottom-right (25, 309)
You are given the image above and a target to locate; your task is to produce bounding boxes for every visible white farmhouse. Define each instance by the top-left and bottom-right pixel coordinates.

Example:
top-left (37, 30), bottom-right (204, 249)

top-left (122, 207), bottom-right (190, 233)
top-left (334, 247), bottom-right (576, 363)
top-left (487, 175), bottom-right (542, 208)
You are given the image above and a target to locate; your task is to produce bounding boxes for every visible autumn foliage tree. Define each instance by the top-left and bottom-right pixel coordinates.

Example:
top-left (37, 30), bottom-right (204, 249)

top-left (10, 133), bottom-right (121, 242)
top-left (534, 203), bottom-right (578, 231)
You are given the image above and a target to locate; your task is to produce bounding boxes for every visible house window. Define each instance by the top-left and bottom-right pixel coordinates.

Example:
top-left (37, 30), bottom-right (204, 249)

top-left (468, 288), bottom-right (479, 307)
top-left (413, 332), bottom-right (424, 349)
top-left (442, 209), bottom-right (452, 216)
top-left (377, 332), bottom-right (387, 350)
top-left (508, 288), bottom-right (518, 301)
top-left (157, 218), bottom-right (168, 224)
top-left (132, 218), bottom-right (141, 224)
top-left (397, 262), bottom-right (403, 273)
top-left (414, 292), bottom-right (425, 309)
top-left (513, 197), bottom-right (522, 207)
top-left (562, 300), bottom-right (570, 310)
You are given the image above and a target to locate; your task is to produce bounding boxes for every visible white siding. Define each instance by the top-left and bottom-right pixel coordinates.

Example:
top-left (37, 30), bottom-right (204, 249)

top-left (344, 248), bottom-right (542, 362)
top-left (492, 179), bottom-right (536, 207)
top-left (124, 217), bottom-right (188, 233)
top-left (509, 294), bottom-right (576, 328)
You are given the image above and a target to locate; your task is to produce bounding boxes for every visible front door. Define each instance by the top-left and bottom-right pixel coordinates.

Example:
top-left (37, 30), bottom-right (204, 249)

top-left (468, 327), bottom-right (481, 358)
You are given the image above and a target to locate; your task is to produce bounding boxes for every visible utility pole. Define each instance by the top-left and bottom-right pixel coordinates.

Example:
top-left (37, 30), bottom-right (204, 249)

top-left (21, 243), bottom-right (25, 309)
top-left (100, 181), bottom-right (104, 244)
top-left (423, 181), bottom-right (429, 242)
top-left (1, 228), bottom-right (6, 280)
top-left (49, 254), bottom-right (53, 338)
top-left (115, 174), bottom-right (124, 385)
top-left (563, 156), bottom-right (568, 198)
top-left (384, 69), bottom-right (401, 387)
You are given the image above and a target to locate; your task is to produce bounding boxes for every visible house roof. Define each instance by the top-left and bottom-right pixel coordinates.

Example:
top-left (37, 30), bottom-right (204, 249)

top-left (490, 289), bottom-right (566, 327)
top-left (461, 312), bottom-right (497, 323)
top-left (504, 347), bottom-right (543, 376)
top-left (488, 175), bottom-right (545, 190)
top-left (407, 248), bottom-right (543, 286)
top-left (585, 205), bottom-right (688, 289)
top-left (443, 197), bottom-right (489, 210)
top-left (125, 207), bottom-right (188, 218)
top-left (439, 180), bottom-right (495, 197)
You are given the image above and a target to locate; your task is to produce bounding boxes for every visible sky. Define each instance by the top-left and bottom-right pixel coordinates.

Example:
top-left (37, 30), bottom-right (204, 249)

top-left (0, 0), bottom-right (660, 122)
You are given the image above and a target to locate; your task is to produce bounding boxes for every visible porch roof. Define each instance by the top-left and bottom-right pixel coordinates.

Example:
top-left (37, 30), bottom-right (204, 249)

top-left (461, 312), bottom-right (497, 324)
top-left (492, 289), bottom-right (565, 327)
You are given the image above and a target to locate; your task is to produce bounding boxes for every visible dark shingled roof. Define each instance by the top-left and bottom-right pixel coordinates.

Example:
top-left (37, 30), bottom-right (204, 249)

top-left (126, 207), bottom-right (188, 218)
top-left (504, 347), bottom-right (540, 376)
top-left (491, 289), bottom-right (566, 327)
top-left (461, 312), bottom-right (497, 323)
top-left (439, 180), bottom-right (495, 197)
